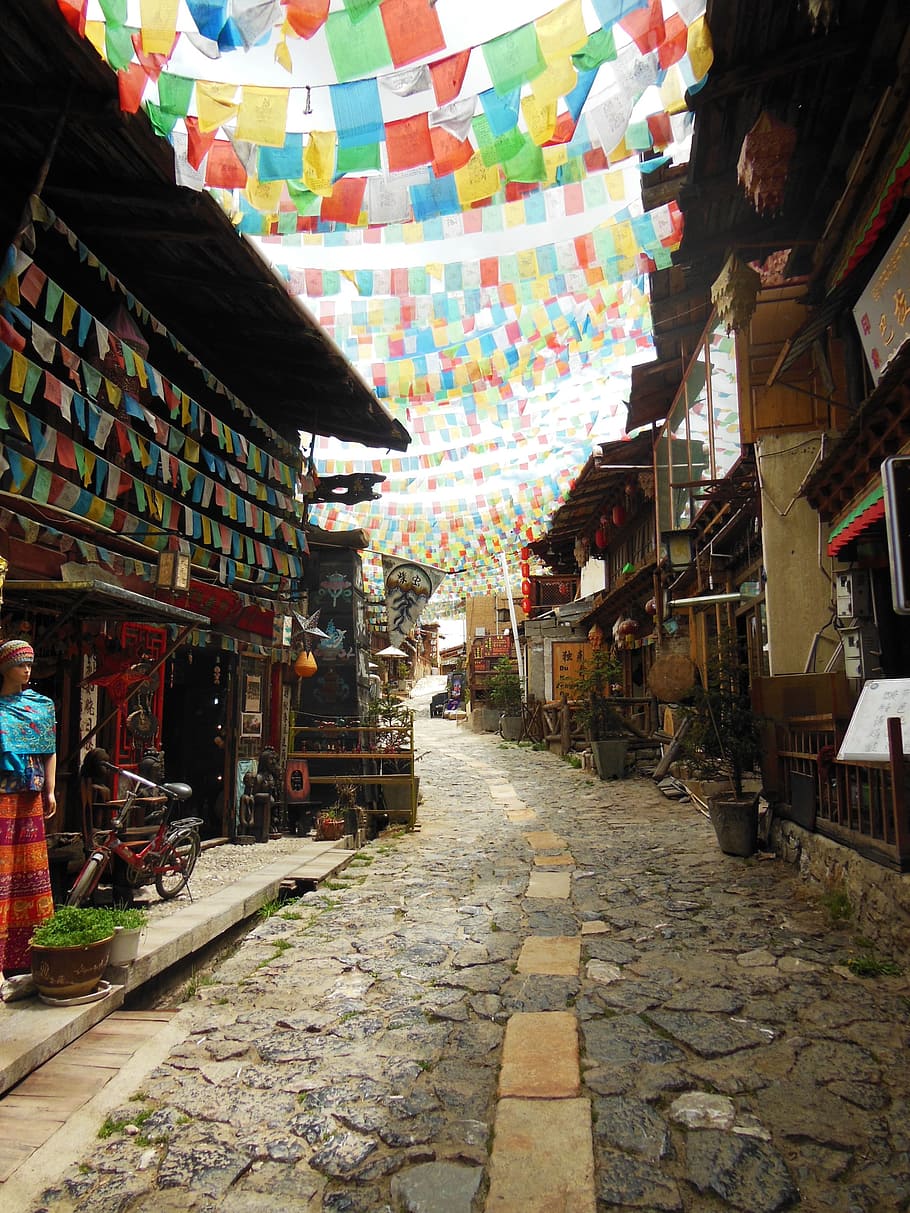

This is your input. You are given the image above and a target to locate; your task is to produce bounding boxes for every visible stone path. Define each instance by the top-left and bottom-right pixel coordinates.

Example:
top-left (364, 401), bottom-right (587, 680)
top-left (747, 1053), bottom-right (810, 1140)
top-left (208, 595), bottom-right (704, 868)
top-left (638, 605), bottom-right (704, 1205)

top-left (29, 699), bottom-right (910, 1212)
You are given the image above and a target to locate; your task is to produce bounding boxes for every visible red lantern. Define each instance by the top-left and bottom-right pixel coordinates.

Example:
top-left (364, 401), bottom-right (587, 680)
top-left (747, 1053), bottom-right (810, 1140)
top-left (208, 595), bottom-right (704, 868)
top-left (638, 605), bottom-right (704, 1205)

top-left (521, 578), bottom-right (531, 596)
top-left (645, 597), bottom-right (658, 616)
top-left (520, 561), bottom-right (530, 579)
top-left (522, 597), bottom-right (532, 614)
top-left (611, 504), bottom-right (627, 527)
top-left (520, 547), bottom-right (530, 561)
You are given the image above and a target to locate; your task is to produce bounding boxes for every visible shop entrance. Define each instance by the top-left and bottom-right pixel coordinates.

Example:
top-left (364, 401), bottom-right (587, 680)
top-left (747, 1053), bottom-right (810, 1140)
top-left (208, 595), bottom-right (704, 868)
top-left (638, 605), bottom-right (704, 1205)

top-left (161, 649), bottom-right (230, 839)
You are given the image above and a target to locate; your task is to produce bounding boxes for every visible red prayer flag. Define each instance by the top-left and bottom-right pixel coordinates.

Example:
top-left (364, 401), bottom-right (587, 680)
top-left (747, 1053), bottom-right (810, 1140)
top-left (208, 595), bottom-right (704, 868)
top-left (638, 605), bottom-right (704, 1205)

top-left (380, 0), bottom-right (445, 67)
top-left (429, 49), bottom-right (470, 105)
top-left (480, 258), bottom-right (499, 287)
top-left (647, 112), bottom-right (672, 148)
top-left (118, 63), bottom-right (146, 113)
top-left (620, 0), bottom-right (665, 55)
top-left (543, 112), bottom-right (577, 147)
top-left (658, 13), bottom-right (687, 69)
top-left (284, 0), bottom-right (330, 39)
top-left (131, 31), bottom-right (175, 80)
top-left (564, 183), bottom-right (584, 215)
top-left (205, 141), bottom-right (248, 189)
top-left (385, 113), bottom-right (433, 173)
top-left (320, 176), bottom-right (367, 224)
top-left (429, 126), bottom-right (473, 177)
top-left (57, 0), bottom-right (86, 35)
top-left (185, 117), bottom-right (217, 170)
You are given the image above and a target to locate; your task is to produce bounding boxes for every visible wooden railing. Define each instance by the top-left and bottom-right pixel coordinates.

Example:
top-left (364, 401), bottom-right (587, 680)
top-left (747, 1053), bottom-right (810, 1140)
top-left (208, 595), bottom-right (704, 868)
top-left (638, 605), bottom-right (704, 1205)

top-left (525, 695), bottom-right (661, 754)
top-left (776, 714), bottom-right (910, 871)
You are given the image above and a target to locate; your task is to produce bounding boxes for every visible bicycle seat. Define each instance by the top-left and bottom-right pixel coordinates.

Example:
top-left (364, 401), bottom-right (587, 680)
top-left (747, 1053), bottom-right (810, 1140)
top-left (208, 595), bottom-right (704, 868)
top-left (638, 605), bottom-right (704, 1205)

top-left (162, 782), bottom-right (193, 801)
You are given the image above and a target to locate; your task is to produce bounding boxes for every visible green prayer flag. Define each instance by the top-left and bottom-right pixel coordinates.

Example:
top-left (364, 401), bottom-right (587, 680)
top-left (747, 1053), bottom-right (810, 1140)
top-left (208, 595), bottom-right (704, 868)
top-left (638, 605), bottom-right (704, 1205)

top-left (287, 181), bottom-right (322, 215)
top-left (157, 73), bottom-right (194, 119)
top-left (572, 27), bottom-right (617, 71)
top-left (337, 142), bottom-right (381, 173)
top-left (325, 7), bottom-right (391, 83)
top-left (482, 24), bottom-right (546, 95)
top-left (145, 102), bottom-right (179, 138)
top-left (44, 281), bottom-right (63, 323)
top-left (105, 22), bottom-right (136, 71)
top-left (473, 114), bottom-right (525, 168)
top-left (502, 134), bottom-right (546, 183)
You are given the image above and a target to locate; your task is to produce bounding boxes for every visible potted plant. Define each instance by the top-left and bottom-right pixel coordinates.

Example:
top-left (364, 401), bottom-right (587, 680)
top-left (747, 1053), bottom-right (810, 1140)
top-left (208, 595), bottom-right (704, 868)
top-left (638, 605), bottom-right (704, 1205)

top-left (106, 906), bottom-right (148, 966)
top-left (570, 647), bottom-right (627, 779)
top-left (679, 628), bottom-right (763, 856)
top-left (315, 805), bottom-right (346, 841)
top-left (488, 657), bottom-right (523, 740)
top-left (30, 906), bottom-right (117, 999)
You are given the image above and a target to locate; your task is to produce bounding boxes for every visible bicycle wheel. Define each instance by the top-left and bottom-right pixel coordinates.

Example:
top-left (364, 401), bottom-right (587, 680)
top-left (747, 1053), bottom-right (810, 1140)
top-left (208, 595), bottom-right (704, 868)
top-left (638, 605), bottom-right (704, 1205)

top-left (66, 853), bottom-right (107, 906)
top-left (154, 832), bottom-right (200, 899)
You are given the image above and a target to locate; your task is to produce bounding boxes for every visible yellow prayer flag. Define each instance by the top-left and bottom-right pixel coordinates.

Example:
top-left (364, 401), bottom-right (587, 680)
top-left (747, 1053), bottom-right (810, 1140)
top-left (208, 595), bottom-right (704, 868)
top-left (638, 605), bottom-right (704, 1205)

top-left (86, 497), bottom-right (109, 523)
top-left (403, 224), bottom-right (424, 244)
top-left (236, 86), bottom-right (289, 148)
top-left (606, 169), bottom-right (626, 200)
top-left (246, 177), bottom-right (283, 212)
top-left (135, 359), bottom-right (148, 389)
top-left (303, 131), bottom-right (337, 196)
top-left (61, 294), bottom-right (77, 336)
top-left (527, 58), bottom-right (576, 107)
top-left (608, 138), bottom-right (631, 165)
top-left (531, 278), bottom-right (550, 300)
top-left (612, 220), bottom-right (636, 270)
top-left (196, 82), bottom-right (239, 134)
top-left (139, 0), bottom-right (179, 56)
top-left (9, 356), bottom-right (27, 400)
top-left (521, 94), bottom-right (557, 146)
top-left (542, 145), bottom-right (568, 182)
top-left (184, 437), bottom-right (200, 463)
top-left (10, 400), bottom-right (29, 438)
top-left (81, 451), bottom-right (96, 486)
top-left (135, 435), bottom-right (151, 469)
top-left (535, 0), bottom-right (587, 60)
top-left (202, 516), bottom-right (212, 545)
top-left (687, 15), bottom-right (714, 82)
top-left (181, 394), bottom-right (192, 426)
top-left (516, 250), bottom-right (539, 280)
top-left (454, 154), bottom-right (500, 206)
top-left (85, 21), bottom-right (106, 58)
top-left (504, 200), bottom-right (525, 229)
top-left (659, 64), bottom-right (688, 115)
top-left (105, 380), bottom-right (121, 408)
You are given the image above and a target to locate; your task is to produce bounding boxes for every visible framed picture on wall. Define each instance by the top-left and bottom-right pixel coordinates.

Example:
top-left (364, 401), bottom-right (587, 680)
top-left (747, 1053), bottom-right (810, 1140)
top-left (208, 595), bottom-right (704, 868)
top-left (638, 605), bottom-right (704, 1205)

top-left (244, 674), bottom-right (262, 714)
top-left (241, 712), bottom-right (262, 738)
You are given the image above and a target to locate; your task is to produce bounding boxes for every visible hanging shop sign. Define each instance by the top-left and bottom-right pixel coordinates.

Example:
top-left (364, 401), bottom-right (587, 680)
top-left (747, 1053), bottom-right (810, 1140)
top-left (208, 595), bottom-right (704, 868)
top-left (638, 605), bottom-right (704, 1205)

top-left (382, 557), bottom-right (445, 649)
top-left (854, 212), bottom-right (910, 384)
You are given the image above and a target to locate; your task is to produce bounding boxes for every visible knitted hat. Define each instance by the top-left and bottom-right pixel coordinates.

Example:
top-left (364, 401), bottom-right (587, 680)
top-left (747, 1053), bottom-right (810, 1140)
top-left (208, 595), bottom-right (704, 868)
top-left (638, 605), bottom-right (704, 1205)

top-left (0, 639), bottom-right (35, 673)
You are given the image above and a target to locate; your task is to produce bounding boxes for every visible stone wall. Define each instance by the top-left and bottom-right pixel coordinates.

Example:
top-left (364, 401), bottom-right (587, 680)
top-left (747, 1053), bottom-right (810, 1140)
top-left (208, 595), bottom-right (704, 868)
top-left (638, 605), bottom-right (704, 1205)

top-left (771, 817), bottom-right (910, 959)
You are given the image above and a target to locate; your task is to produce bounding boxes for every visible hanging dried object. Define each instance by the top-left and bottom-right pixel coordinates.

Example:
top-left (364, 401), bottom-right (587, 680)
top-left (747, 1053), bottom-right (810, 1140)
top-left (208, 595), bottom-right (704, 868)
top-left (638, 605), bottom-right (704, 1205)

top-left (711, 253), bottom-right (762, 334)
top-left (737, 111), bottom-right (797, 215)
top-left (807, 0), bottom-right (837, 31)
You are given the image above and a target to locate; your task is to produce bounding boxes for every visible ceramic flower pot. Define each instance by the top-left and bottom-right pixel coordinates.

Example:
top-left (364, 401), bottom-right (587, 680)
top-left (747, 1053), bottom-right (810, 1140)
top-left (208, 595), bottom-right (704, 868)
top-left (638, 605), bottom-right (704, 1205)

top-left (31, 935), bottom-right (114, 999)
top-left (316, 816), bottom-right (345, 841)
top-left (108, 926), bottom-right (143, 966)
top-left (591, 739), bottom-right (629, 780)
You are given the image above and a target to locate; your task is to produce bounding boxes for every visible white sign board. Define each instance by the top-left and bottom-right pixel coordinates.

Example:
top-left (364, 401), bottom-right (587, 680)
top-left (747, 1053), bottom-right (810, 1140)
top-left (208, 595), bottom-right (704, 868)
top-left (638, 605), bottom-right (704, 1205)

top-left (837, 678), bottom-right (910, 762)
top-left (853, 212), bottom-right (910, 385)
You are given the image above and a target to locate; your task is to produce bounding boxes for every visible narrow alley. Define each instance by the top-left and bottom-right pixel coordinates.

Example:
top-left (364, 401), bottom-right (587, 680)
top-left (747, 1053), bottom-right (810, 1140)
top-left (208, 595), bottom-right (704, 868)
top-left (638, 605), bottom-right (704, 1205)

top-left (19, 687), bottom-right (910, 1213)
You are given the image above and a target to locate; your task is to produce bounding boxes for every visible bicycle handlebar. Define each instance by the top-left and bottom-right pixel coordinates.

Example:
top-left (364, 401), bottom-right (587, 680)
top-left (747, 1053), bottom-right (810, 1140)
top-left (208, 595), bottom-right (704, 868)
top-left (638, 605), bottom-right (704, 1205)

top-left (100, 762), bottom-right (174, 798)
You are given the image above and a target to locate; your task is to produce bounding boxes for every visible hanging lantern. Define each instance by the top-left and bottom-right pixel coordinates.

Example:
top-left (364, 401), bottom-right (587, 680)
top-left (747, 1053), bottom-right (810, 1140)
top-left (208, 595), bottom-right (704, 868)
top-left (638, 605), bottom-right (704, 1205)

top-left (294, 649), bottom-right (318, 678)
top-left (594, 516), bottom-right (609, 550)
top-left (645, 597), bottom-right (658, 617)
top-left (520, 546), bottom-right (530, 561)
top-left (711, 253), bottom-right (761, 334)
top-left (522, 596), bottom-right (532, 615)
top-left (736, 110), bottom-right (796, 216)
top-left (521, 578), bottom-right (531, 596)
top-left (611, 504), bottom-right (627, 527)
top-left (520, 560), bottom-right (530, 579)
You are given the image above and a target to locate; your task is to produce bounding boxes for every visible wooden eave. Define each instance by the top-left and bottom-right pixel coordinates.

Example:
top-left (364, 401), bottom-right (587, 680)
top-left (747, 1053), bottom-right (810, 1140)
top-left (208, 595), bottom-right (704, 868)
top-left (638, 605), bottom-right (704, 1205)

top-left (0, 0), bottom-right (409, 453)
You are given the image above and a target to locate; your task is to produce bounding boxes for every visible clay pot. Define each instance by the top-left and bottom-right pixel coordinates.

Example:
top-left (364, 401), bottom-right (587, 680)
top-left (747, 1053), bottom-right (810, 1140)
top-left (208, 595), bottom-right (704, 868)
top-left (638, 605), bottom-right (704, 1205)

top-left (31, 935), bottom-right (114, 999)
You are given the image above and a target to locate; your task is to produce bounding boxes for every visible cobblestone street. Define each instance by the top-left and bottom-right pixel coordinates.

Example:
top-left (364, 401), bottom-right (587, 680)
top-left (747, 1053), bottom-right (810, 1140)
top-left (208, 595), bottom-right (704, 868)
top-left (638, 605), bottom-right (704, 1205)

top-left (32, 689), bottom-right (910, 1213)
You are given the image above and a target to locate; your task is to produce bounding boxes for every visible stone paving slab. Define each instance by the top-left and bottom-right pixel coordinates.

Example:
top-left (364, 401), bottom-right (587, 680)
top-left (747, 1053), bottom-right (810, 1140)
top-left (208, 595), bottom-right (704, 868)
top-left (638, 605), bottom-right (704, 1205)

top-left (485, 1097), bottom-right (595, 1212)
top-left (523, 830), bottom-right (567, 850)
top-left (516, 935), bottom-right (581, 976)
top-left (533, 852), bottom-right (574, 866)
top-left (499, 1011), bottom-right (580, 1098)
top-left (526, 870), bottom-right (571, 899)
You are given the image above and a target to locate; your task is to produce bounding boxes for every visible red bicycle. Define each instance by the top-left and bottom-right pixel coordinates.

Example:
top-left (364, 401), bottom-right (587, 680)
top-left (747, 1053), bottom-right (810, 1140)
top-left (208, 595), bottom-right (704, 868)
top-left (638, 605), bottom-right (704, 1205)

top-left (66, 764), bottom-right (202, 906)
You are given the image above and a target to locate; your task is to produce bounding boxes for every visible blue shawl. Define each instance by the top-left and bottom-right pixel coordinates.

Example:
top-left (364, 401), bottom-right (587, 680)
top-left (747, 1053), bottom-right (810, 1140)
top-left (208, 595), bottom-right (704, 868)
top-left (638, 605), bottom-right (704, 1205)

top-left (0, 690), bottom-right (56, 781)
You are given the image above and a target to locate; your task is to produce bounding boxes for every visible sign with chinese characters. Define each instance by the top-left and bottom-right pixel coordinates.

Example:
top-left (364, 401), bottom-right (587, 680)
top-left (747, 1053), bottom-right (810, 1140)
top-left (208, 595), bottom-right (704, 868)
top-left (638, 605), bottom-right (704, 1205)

top-left (552, 640), bottom-right (592, 698)
top-left (854, 212), bottom-right (910, 384)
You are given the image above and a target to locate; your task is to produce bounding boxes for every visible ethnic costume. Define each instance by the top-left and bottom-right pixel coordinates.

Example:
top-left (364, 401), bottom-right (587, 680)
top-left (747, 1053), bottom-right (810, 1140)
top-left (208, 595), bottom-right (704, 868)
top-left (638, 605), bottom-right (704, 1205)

top-left (0, 687), bottom-right (56, 971)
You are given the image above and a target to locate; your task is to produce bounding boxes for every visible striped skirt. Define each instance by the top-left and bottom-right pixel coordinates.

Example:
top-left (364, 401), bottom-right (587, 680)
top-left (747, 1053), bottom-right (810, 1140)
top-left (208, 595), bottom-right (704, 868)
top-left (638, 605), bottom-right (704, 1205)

top-left (0, 790), bottom-right (54, 972)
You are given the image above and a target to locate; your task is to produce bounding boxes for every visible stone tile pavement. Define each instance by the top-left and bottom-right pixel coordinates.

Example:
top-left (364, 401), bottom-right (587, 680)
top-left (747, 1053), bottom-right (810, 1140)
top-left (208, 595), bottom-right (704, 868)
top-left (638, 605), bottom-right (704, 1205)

top-left (17, 705), bottom-right (910, 1212)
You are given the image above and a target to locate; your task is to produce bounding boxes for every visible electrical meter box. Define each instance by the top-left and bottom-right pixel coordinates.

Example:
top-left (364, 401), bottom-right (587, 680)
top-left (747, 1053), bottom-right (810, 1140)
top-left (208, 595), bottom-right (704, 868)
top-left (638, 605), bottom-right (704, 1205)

top-left (835, 571), bottom-right (872, 620)
top-left (841, 624), bottom-right (881, 679)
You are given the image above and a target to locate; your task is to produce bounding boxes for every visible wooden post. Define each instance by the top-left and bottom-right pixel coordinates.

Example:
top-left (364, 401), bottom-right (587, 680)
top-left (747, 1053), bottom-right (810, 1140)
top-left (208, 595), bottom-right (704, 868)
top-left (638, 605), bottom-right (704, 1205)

top-left (560, 694), bottom-right (570, 757)
top-left (886, 717), bottom-right (910, 865)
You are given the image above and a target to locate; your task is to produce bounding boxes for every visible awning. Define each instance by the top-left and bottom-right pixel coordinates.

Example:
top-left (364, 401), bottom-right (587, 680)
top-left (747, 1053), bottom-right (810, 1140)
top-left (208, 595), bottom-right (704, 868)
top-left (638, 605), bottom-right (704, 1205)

top-left (3, 580), bottom-right (210, 630)
top-left (827, 486), bottom-right (886, 556)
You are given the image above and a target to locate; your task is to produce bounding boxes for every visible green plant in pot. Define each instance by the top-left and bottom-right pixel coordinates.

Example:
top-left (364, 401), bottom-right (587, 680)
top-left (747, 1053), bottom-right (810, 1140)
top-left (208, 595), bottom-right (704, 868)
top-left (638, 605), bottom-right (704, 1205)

top-left (679, 627), bottom-right (763, 856)
top-left (569, 647), bottom-right (627, 778)
top-left (106, 906), bottom-right (148, 966)
top-left (30, 906), bottom-right (117, 999)
top-left (488, 657), bottom-right (523, 740)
